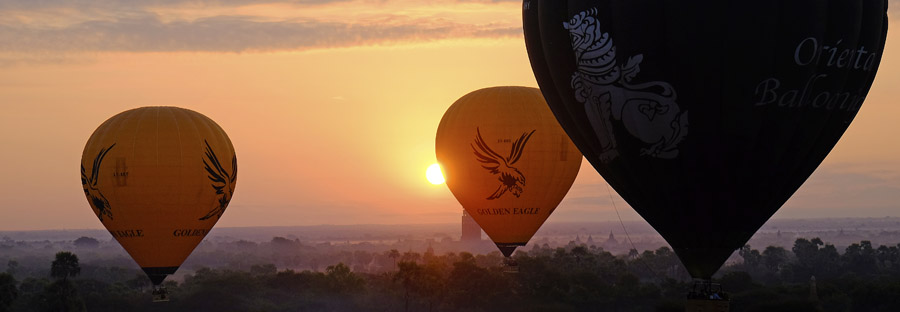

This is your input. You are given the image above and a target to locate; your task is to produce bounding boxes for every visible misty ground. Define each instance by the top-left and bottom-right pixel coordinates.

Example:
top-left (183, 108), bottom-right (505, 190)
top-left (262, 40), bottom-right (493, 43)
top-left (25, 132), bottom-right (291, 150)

top-left (2, 217), bottom-right (900, 311)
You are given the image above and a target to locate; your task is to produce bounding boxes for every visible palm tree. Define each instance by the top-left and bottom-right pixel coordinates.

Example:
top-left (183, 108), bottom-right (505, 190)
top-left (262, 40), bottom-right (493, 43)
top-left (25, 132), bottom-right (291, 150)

top-left (388, 249), bottom-right (400, 269)
top-left (51, 252), bottom-right (81, 282)
top-left (47, 252), bottom-right (85, 312)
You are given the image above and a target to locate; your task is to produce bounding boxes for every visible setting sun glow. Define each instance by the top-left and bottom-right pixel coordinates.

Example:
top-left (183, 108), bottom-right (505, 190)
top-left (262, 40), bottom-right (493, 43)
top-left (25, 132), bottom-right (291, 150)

top-left (426, 164), bottom-right (445, 185)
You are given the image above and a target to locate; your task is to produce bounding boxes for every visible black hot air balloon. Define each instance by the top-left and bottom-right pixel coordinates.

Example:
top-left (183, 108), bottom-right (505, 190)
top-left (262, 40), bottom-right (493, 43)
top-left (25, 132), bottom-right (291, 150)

top-left (523, 0), bottom-right (888, 279)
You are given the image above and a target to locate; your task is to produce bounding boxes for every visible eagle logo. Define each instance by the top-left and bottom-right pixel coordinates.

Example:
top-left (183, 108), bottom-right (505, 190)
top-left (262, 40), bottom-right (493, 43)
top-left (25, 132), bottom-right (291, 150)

top-left (471, 127), bottom-right (536, 200)
top-left (199, 140), bottom-right (237, 221)
top-left (82, 143), bottom-right (116, 221)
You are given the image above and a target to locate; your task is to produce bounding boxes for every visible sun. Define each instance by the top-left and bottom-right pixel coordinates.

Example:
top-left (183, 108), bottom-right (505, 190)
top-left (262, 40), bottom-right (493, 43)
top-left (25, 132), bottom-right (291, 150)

top-left (426, 163), bottom-right (445, 185)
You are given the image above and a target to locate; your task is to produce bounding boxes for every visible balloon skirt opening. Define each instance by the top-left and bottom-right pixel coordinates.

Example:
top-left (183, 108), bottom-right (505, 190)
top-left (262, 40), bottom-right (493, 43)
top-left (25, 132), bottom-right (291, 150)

top-left (495, 242), bottom-right (526, 257)
top-left (142, 266), bottom-right (179, 286)
top-left (672, 247), bottom-right (734, 279)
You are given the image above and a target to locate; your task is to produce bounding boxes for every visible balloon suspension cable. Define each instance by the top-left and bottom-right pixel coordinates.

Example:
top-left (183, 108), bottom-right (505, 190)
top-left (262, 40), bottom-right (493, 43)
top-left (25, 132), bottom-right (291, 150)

top-left (606, 182), bottom-right (663, 282)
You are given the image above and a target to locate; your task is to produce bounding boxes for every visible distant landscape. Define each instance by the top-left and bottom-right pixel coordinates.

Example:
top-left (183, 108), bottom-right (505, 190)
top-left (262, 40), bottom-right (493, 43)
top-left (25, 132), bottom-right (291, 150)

top-left (2, 217), bottom-right (900, 311)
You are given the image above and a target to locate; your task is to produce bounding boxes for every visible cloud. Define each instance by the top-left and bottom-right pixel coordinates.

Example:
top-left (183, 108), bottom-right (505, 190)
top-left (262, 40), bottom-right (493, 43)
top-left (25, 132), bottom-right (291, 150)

top-left (0, 0), bottom-right (353, 10)
top-left (0, 0), bottom-right (516, 10)
top-left (0, 0), bottom-right (522, 56)
top-left (0, 53), bottom-right (94, 67)
top-left (0, 14), bottom-right (520, 53)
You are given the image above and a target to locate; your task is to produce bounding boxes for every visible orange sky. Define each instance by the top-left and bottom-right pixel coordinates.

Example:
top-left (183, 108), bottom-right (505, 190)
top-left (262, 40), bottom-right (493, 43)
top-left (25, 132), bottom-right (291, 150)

top-left (1, 0), bottom-right (898, 231)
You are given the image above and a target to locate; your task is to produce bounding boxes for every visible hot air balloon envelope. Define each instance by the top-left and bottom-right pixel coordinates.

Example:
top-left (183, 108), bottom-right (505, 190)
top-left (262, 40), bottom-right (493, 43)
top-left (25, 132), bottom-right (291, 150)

top-left (436, 86), bottom-right (582, 257)
top-left (81, 106), bottom-right (237, 285)
top-left (524, 0), bottom-right (888, 278)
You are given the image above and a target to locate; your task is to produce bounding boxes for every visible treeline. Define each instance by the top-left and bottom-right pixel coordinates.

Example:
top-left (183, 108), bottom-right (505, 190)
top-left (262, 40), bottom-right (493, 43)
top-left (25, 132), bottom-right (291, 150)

top-left (720, 238), bottom-right (900, 311)
top-left (2, 238), bottom-right (900, 311)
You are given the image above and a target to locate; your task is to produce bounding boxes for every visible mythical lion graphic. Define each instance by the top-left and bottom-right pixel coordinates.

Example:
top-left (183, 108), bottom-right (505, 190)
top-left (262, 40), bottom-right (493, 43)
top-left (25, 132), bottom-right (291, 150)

top-left (82, 143), bottom-right (116, 221)
top-left (565, 8), bottom-right (688, 162)
top-left (199, 140), bottom-right (237, 221)
top-left (472, 127), bottom-right (535, 200)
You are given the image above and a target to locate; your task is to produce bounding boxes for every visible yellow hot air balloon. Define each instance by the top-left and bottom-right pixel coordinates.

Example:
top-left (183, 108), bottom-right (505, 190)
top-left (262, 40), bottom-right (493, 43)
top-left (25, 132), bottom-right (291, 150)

top-left (436, 86), bottom-right (581, 258)
top-left (80, 106), bottom-right (237, 298)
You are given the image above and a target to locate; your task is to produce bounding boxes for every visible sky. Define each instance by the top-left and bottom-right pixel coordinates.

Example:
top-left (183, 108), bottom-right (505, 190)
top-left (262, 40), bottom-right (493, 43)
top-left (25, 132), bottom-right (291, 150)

top-left (0, 0), bottom-right (898, 231)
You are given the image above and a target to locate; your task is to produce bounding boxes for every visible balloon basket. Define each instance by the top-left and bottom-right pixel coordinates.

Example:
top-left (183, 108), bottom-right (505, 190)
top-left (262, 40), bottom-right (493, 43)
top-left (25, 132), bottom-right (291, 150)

top-left (501, 257), bottom-right (519, 274)
top-left (151, 286), bottom-right (169, 302)
top-left (685, 280), bottom-right (729, 312)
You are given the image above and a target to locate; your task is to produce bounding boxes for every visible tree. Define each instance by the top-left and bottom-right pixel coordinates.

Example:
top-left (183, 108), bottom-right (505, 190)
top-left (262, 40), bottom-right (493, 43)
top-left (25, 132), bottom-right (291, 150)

top-left (0, 273), bottom-right (17, 312)
top-left (761, 246), bottom-right (788, 273)
top-left (270, 236), bottom-right (294, 246)
top-left (44, 252), bottom-right (85, 312)
top-left (4, 261), bottom-right (16, 277)
top-left (717, 271), bottom-right (757, 294)
top-left (792, 238), bottom-right (819, 266)
top-left (325, 263), bottom-right (363, 293)
top-left (844, 241), bottom-right (878, 275)
top-left (250, 264), bottom-right (277, 276)
top-left (72, 237), bottom-right (99, 249)
top-left (876, 244), bottom-right (899, 270)
top-left (51, 252), bottom-right (81, 282)
top-left (446, 253), bottom-right (512, 310)
top-left (416, 259), bottom-right (448, 312)
top-left (388, 249), bottom-right (400, 269)
top-left (394, 261), bottom-right (420, 312)
top-left (400, 251), bottom-right (421, 264)
top-left (790, 237), bottom-right (840, 281)
top-left (740, 245), bottom-right (762, 270)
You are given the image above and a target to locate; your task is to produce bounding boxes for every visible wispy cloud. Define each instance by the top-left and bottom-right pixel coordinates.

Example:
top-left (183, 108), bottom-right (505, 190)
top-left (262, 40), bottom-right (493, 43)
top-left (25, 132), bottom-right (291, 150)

top-left (0, 0), bottom-right (521, 55)
top-left (0, 15), bottom-right (519, 53)
top-left (0, 0), bottom-right (354, 10)
top-left (0, 0), bottom-right (516, 10)
top-left (0, 53), bottom-right (93, 68)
